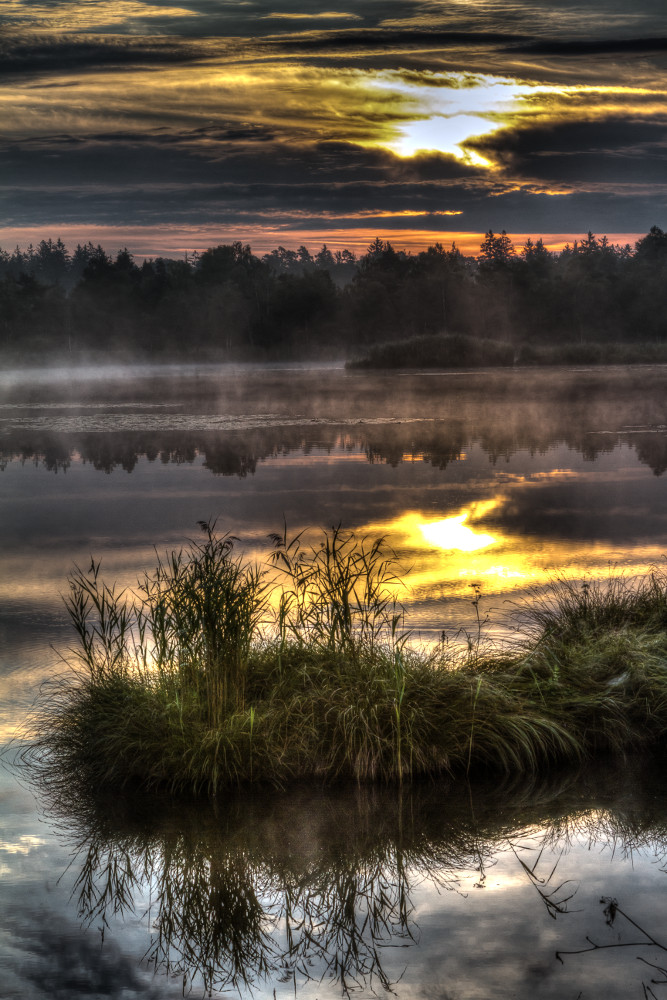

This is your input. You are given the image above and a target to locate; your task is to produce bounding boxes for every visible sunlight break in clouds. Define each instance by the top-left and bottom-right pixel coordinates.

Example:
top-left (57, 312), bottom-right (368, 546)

top-left (3, 0), bottom-right (666, 249)
top-left (365, 73), bottom-right (530, 166)
top-left (5, 59), bottom-right (660, 167)
top-left (361, 72), bottom-right (667, 167)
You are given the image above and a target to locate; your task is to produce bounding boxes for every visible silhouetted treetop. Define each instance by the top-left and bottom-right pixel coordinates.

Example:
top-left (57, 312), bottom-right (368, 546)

top-left (1, 225), bottom-right (666, 359)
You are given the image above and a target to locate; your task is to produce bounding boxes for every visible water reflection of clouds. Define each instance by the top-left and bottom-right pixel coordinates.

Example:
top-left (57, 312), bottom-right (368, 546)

top-left (2, 369), bottom-right (667, 712)
top-left (0, 834), bottom-right (47, 855)
top-left (12, 771), bottom-right (666, 1000)
top-left (3, 367), bottom-right (667, 1000)
top-left (3, 446), bottom-right (667, 650)
top-left (358, 482), bottom-right (667, 630)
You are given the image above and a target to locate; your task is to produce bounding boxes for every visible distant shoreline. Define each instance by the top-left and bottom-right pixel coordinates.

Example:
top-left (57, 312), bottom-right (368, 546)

top-left (4, 337), bottom-right (667, 372)
top-left (346, 333), bottom-right (667, 370)
top-left (3, 230), bottom-right (666, 363)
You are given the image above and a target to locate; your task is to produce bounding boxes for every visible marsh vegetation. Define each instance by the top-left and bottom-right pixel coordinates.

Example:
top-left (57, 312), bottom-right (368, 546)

top-left (28, 522), bottom-right (667, 797)
top-left (347, 333), bottom-right (667, 369)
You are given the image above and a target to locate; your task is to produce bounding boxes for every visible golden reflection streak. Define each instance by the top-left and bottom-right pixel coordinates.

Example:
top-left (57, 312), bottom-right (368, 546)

top-left (360, 498), bottom-right (667, 604)
top-left (418, 511), bottom-right (497, 553)
top-left (3, 496), bottom-right (667, 739)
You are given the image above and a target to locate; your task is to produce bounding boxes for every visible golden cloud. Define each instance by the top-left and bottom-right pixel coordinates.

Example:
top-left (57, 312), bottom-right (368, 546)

top-left (4, 0), bottom-right (198, 32)
top-left (4, 41), bottom-right (666, 185)
top-left (261, 12), bottom-right (362, 20)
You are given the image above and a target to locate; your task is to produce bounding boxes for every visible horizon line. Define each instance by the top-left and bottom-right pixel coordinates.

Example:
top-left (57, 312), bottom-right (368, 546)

top-left (0, 225), bottom-right (649, 262)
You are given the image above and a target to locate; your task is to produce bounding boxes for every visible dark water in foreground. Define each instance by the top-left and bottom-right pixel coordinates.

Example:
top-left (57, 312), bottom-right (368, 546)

top-left (3, 361), bottom-right (667, 998)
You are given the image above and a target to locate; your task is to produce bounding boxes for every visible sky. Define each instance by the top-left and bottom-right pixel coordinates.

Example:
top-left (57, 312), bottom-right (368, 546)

top-left (2, 0), bottom-right (667, 257)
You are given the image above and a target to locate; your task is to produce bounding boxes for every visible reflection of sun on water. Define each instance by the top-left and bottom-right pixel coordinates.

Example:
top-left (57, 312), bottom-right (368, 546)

top-left (419, 512), bottom-right (496, 552)
top-left (368, 502), bottom-right (542, 601)
top-left (366, 498), bottom-right (667, 614)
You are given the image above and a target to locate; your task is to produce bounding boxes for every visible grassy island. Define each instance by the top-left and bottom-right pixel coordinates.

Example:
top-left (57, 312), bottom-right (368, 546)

top-left (347, 333), bottom-right (667, 369)
top-left (30, 523), bottom-right (667, 796)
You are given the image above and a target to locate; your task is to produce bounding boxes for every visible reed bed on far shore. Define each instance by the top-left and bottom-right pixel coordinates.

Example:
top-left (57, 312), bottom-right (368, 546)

top-left (346, 332), bottom-right (667, 370)
top-left (24, 523), bottom-right (667, 797)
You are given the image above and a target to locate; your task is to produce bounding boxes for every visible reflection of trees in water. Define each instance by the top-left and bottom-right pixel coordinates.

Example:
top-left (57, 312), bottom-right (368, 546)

top-left (44, 766), bottom-right (667, 996)
top-left (3, 369), bottom-right (667, 476)
top-left (3, 422), bottom-right (667, 477)
top-left (632, 434), bottom-right (667, 478)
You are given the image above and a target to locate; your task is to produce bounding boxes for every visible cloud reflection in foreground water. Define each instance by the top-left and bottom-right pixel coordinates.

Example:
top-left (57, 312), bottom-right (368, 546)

top-left (8, 762), bottom-right (667, 1000)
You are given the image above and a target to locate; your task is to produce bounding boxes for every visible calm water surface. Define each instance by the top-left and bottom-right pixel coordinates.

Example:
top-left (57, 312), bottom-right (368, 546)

top-left (2, 361), bottom-right (667, 998)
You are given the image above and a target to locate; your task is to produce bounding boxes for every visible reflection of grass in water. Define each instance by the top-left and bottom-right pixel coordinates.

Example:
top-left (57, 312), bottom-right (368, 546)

top-left (23, 523), bottom-right (667, 796)
top-left (65, 784), bottom-right (485, 995)
top-left (46, 766), bottom-right (667, 997)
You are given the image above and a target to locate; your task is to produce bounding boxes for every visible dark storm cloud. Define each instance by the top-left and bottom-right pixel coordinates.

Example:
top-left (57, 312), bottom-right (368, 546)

top-left (0, 126), bottom-right (498, 232)
top-left (267, 28), bottom-right (531, 52)
top-left (2, 908), bottom-right (175, 1000)
top-left (512, 36), bottom-right (667, 56)
top-left (0, 130), bottom-right (477, 185)
top-left (499, 472), bottom-right (667, 545)
top-left (451, 189), bottom-right (667, 235)
top-left (0, 177), bottom-right (476, 229)
top-left (3, 128), bottom-right (664, 235)
top-left (0, 36), bottom-right (203, 77)
top-left (465, 118), bottom-right (667, 186)
top-left (5, 184), bottom-right (662, 236)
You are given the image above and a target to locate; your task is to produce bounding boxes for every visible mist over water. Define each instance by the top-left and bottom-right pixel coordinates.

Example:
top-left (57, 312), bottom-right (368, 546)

top-left (3, 362), bottom-right (667, 998)
top-left (2, 363), bottom-right (667, 640)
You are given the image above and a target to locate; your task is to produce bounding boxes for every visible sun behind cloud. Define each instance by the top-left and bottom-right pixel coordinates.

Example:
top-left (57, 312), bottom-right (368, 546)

top-left (2, 0), bottom-right (666, 252)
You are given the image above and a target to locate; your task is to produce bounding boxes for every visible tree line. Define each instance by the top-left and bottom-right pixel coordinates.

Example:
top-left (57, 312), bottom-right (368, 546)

top-left (1, 228), bottom-right (666, 358)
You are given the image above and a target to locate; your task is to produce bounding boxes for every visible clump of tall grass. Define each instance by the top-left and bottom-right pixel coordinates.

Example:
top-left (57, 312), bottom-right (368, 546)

top-left (510, 571), bottom-right (667, 755)
top-left (269, 523), bottom-right (406, 658)
top-left (25, 527), bottom-right (667, 797)
top-left (64, 521), bottom-right (267, 726)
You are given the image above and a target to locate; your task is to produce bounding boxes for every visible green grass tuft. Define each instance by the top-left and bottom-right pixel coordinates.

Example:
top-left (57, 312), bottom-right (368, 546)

top-left (24, 527), bottom-right (667, 796)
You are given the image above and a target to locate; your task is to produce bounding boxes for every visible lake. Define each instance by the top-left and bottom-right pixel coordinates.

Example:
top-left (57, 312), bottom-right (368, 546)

top-left (2, 361), bottom-right (667, 999)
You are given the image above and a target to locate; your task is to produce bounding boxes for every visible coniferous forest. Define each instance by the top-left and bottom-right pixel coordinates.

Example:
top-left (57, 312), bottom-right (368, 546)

top-left (1, 227), bottom-right (666, 361)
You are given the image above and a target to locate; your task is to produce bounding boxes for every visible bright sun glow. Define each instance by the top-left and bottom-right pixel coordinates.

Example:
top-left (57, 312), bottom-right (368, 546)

top-left (419, 512), bottom-right (496, 552)
top-left (364, 72), bottom-right (531, 163)
top-left (360, 72), bottom-right (665, 166)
